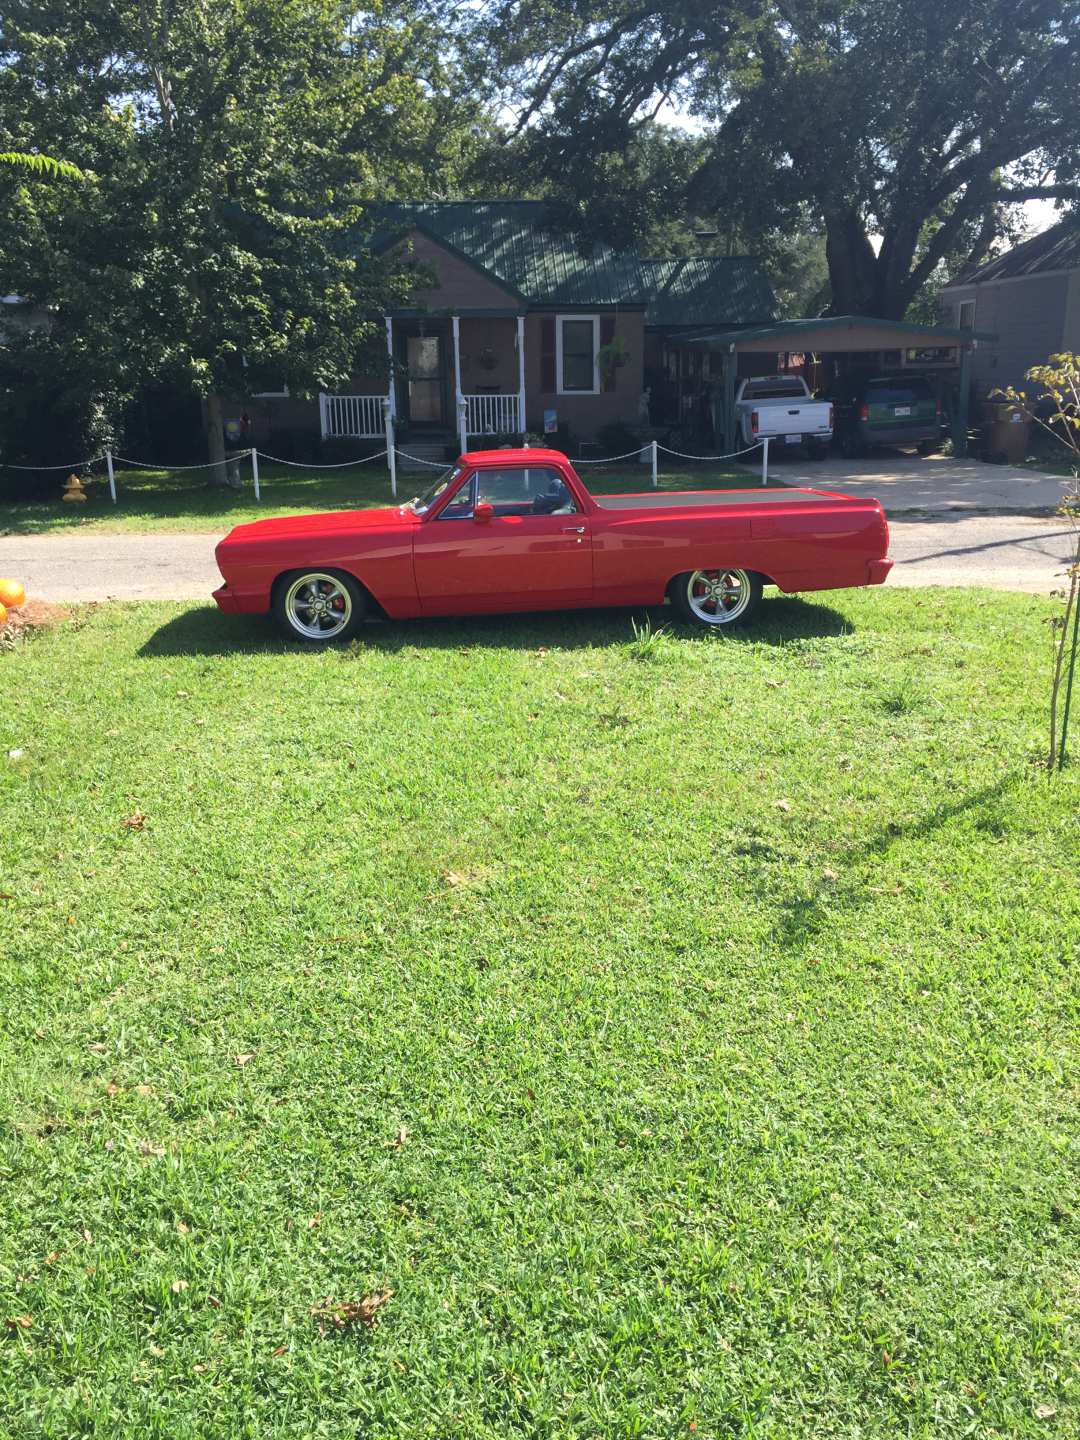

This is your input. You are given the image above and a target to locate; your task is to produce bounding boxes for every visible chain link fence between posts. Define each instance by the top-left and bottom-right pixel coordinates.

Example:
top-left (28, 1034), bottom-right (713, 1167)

top-left (0, 437), bottom-right (774, 506)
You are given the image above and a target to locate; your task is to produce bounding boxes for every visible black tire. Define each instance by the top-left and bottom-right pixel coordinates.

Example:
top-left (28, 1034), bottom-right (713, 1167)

top-left (808, 441), bottom-right (831, 461)
top-left (917, 438), bottom-right (940, 456)
top-left (670, 567), bottom-right (764, 630)
top-left (273, 567), bottom-right (366, 644)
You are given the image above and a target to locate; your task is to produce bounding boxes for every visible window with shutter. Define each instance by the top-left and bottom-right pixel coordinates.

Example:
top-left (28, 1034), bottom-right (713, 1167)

top-left (555, 315), bottom-right (600, 394)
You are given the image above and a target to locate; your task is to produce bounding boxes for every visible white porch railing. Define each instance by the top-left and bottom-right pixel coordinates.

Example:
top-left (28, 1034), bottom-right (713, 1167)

top-left (464, 393), bottom-right (522, 436)
top-left (320, 393), bottom-right (385, 439)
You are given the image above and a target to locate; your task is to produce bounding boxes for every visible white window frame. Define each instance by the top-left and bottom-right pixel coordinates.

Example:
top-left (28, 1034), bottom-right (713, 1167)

top-left (556, 314), bottom-right (600, 395)
top-left (957, 299), bottom-right (975, 331)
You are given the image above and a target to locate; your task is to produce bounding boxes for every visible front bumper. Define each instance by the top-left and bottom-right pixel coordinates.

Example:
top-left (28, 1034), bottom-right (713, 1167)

top-left (213, 584), bottom-right (242, 613)
top-left (867, 558), bottom-right (893, 585)
top-left (860, 423), bottom-right (937, 447)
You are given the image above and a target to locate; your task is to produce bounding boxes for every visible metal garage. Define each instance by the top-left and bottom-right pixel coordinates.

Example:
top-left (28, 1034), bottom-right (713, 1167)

top-left (680, 315), bottom-right (997, 457)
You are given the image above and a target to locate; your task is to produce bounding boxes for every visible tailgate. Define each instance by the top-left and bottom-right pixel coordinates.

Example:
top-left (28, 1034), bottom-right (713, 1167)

top-left (756, 404), bottom-right (822, 435)
top-left (868, 398), bottom-right (935, 430)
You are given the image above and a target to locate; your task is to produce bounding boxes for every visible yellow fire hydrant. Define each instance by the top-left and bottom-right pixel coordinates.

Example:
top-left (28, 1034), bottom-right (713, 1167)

top-left (62, 473), bottom-right (88, 503)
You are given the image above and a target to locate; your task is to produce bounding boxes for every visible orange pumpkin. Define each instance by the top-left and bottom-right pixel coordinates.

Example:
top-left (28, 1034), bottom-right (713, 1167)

top-left (0, 579), bottom-right (25, 609)
top-left (0, 601), bottom-right (7, 627)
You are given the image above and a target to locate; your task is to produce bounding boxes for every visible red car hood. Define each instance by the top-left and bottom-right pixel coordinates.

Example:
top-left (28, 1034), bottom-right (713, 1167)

top-left (219, 506), bottom-right (410, 548)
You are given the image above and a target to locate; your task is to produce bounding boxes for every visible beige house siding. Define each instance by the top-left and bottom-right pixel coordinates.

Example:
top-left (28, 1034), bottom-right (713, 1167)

top-left (941, 273), bottom-right (1070, 395)
top-left (1063, 270), bottom-right (1080, 356)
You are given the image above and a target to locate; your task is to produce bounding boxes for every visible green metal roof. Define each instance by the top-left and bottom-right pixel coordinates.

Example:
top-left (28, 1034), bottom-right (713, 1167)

top-left (370, 202), bottom-right (777, 322)
top-left (683, 315), bottom-right (997, 347)
top-left (636, 257), bottom-right (776, 326)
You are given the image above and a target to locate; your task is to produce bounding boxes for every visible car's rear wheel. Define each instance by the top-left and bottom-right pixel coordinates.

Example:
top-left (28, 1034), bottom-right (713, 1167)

top-left (917, 438), bottom-right (940, 456)
top-left (274, 569), bottom-right (365, 644)
top-left (671, 568), bottom-right (763, 629)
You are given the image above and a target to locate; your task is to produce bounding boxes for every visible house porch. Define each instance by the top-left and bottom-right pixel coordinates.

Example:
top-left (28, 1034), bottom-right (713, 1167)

top-left (320, 312), bottom-right (526, 449)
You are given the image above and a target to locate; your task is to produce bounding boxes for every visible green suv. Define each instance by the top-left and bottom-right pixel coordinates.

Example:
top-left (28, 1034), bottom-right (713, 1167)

top-left (829, 373), bottom-right (942, 457)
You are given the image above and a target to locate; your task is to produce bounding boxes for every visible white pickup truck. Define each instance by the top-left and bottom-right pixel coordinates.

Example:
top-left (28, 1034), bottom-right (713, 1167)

top-left (735, 376), bottom-right (833, 459)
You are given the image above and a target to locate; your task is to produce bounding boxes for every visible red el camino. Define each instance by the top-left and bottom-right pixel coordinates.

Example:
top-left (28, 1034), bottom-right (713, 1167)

top-left (213, 447), bottom-right (892, 643)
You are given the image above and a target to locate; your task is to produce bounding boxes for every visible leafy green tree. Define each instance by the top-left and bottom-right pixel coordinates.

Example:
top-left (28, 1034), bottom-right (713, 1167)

top-left (0, 153), bottom-right (84, 179)
top-left (472, 0), bottom-right (1080, 318)
top-left (0, 0), bottom-right (483, 471)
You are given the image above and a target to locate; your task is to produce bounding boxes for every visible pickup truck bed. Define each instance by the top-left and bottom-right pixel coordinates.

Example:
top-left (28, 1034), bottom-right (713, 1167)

top-left (596, 488), bottom-right (843, 509)
top-left (214, 448), bottom-right (892, 641)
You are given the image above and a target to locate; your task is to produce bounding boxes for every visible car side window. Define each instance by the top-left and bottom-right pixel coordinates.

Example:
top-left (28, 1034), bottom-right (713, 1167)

top-left (474, 467), bottom-right (578, 517)
top-left (437, 473), bottom-right (477, 520)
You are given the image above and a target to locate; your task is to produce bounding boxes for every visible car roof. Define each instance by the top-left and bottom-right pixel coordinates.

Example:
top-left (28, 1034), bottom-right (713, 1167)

top-left (463, 447), bottom-right (570, 467)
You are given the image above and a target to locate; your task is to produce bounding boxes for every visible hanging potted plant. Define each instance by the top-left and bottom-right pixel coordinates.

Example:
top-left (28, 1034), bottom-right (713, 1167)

top-left (597, 335), bottom-right (630, 388)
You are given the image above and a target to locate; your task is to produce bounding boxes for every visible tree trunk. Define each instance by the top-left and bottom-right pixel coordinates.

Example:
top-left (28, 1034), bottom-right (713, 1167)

top-left (824, 211), bottom-right (910, 320)
top-left (204, 392), bottom-right (228, 485)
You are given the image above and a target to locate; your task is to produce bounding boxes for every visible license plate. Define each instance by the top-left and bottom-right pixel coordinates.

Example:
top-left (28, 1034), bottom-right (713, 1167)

top-left (785, 433), bottom-right (801, 444)
top-left (894, 406), bottom-right (911, 416)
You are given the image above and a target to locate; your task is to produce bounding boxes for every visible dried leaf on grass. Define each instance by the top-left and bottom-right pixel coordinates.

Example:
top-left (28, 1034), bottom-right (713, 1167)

top-left (1, 600), bottom-right (68, 639)
top-left (311, 1289), bottom-right (393, 1335)
top-left (234, 1052), bottom-right (255, 1067)
top-left (122, 810), bottom-right (147, 831)
top-left (4, 1314), bottom-right (32, 1330)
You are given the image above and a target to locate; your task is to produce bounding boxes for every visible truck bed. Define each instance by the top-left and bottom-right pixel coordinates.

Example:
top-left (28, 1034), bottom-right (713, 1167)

top-left (595, 488), bottom-right (849, 510)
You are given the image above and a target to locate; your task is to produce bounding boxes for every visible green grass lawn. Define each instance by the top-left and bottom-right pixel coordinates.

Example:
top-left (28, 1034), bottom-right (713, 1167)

top-left (0, 459), bottom-right (771, 537)
top-left (2, 590), bottom-right (1078, 1438)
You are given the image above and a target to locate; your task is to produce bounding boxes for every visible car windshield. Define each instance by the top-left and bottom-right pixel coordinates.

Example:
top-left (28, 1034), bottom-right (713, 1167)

top-left (407, 466), bottom-right (465, 515)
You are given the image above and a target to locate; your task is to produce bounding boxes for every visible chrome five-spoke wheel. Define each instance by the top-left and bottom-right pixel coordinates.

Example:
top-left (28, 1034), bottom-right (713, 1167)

top-left (672, 567), bottom-right (763, 628)
top-left (275, 570), bottom-right (363, 643)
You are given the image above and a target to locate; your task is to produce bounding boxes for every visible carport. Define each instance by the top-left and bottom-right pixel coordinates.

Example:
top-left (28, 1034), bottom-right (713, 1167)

top-left (683, 315), bottom-right (997, 457)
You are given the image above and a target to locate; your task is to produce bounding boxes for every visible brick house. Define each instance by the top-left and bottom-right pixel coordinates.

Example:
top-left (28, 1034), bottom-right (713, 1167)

top-left (245, 201), bottom-right (778, 456)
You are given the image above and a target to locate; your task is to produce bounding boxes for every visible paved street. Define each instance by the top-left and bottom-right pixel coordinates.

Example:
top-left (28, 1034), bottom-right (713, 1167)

top-left (0, 513), bottom-right (1073, 603)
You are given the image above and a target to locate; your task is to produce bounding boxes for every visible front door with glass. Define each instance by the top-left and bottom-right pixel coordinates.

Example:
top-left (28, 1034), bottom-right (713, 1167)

top-left (405, 334), bottom-right (445, 427)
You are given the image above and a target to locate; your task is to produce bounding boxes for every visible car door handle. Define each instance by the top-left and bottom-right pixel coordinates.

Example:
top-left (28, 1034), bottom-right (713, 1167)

top-left (562, 525), bottom-right (587, 533)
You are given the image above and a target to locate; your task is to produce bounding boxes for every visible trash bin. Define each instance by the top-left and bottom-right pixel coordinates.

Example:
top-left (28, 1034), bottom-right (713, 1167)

top-left (980, 399), bottom-right (1031, 465)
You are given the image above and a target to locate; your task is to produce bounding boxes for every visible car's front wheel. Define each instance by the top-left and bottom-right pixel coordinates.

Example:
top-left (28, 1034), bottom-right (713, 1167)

top-left (273, 568), bottom-right (365, 644)
top-left (671, 568), bottom-right (763, 629)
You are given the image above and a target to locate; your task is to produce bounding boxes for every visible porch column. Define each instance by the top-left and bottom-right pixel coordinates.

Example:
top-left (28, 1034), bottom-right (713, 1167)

top-left (384, 316), bottom-right (396, 422)
top-left (516, 314), bottom-right (526, 438)
top-left (723, 344), bottom-right (737, 453)
top-left (452, 313), bottom-right (467, 456)
top-left (952, 343), bottom-right (972, 457)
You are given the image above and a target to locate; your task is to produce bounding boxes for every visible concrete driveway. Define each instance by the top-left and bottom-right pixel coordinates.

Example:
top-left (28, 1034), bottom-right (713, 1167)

top-left (746, 448), bottom-right (1071, 513)
top-left (1, 514), bottom-right (1073, 603)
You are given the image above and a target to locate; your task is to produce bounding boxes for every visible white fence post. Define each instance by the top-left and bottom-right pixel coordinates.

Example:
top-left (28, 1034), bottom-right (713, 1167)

top-left (251, 448), bottom-right (260, 501)
top-left (651, 439), bottom-right (658, 488)
top-left (516, 313), bottom-right (526, 439)
top-left (318, 392), bottom-right (328, 440)
top-left (384, 398), bottom-right (397, 499)
top-left (105, 449), bottom-right (117, 504)
top-left (761, 436), bottom-right (770, 487)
